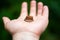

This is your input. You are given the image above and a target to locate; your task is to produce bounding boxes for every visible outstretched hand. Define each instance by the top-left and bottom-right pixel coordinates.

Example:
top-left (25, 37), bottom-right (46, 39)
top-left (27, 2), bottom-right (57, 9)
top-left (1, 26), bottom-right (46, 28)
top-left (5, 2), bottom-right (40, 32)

top-left (3, 0), bottom-right (49, 36)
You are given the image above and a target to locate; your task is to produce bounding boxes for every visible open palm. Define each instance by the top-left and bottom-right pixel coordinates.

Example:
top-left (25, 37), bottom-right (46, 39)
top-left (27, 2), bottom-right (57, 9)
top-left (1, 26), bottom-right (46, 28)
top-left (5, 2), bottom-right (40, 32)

top-left (3, 0), bottom-right (49, 36)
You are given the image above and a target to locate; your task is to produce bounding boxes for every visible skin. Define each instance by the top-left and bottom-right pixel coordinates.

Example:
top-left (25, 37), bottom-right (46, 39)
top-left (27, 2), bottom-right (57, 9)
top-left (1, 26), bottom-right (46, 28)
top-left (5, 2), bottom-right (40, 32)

top-left (3, 0), bottom-right (49, 40)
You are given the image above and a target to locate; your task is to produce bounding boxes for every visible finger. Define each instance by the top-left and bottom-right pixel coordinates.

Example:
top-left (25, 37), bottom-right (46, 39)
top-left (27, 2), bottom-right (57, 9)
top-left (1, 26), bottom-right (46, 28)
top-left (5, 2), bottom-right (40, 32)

top-left (2, 17), bottom-right (10, 24)
top-left (37, 2), bottom-right (43, 16)
top-left (43, 6), bottom-right (49, 18)
top-left (19, 2), bottom-right (28, 20)
top-left (30, 0), bottom-right (36, 17)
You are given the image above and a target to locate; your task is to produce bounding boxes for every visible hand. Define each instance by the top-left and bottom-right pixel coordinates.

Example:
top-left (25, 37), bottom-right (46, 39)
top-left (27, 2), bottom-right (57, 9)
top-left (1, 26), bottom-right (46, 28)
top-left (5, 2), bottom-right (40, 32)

top-left (3, 0), bottom-right (49, 36)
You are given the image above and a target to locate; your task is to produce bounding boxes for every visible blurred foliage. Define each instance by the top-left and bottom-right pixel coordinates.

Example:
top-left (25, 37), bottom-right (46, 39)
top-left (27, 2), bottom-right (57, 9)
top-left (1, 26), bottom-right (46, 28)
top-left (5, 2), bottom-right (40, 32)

top-left (0, 0), bottom-right (60, 40)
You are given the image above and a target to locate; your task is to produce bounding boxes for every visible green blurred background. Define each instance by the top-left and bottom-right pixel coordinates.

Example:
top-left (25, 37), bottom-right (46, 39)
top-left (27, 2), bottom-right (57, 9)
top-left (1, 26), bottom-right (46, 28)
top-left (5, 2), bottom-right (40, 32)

top-left (0, 0), bottom-right (60, 40)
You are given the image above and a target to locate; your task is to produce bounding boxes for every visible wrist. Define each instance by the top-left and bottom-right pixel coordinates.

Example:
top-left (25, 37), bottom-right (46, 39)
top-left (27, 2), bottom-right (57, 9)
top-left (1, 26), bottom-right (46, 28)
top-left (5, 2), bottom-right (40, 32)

top-left (12, 32), bottom-right (40, 40)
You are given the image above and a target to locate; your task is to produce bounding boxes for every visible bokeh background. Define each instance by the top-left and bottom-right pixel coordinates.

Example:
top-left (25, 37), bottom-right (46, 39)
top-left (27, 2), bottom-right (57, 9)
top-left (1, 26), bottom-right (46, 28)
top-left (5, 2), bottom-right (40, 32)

top-left (0, 0), bottom-right (60, 40)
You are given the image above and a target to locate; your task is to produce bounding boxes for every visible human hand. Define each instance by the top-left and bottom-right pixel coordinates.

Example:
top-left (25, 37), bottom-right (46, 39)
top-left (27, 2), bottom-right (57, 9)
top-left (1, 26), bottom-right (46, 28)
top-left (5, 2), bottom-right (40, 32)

top-left (3, 0), bottom-right (49, 37)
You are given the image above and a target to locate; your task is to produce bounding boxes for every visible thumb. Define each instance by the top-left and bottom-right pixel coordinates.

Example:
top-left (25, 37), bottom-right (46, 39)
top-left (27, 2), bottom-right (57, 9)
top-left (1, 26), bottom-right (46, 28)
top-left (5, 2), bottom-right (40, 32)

top-left (2, 17), bottom-right (10, 24)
